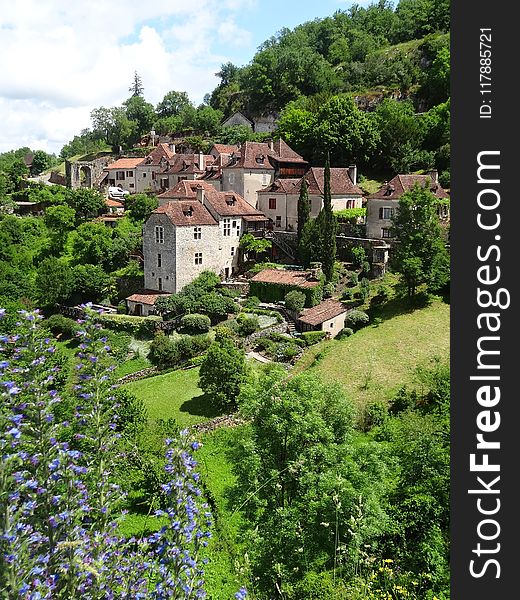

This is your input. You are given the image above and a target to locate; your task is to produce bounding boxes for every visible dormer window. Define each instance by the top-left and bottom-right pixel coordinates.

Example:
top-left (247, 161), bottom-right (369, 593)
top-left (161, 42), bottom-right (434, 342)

top-left (256, 154), bottom-right (265, 164)
top-left (225, 196), bottom-right (236, 206)
top-left (183, 205), bottom-right (194, 217)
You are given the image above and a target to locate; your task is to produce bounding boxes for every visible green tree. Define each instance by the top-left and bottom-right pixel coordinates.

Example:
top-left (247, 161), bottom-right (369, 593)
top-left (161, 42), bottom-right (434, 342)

top-left (198, 331), bottom-right (247, 409)
top-left (129, 70), bottom-right (144, 96)
top-left (65, 187), bottom-right (105, 222)
top-left (284, 289), bottom-right (306, 314)
top-left (239, 233), bottom-right (272, 260)
top-left (123, 95), bottom-right (156, 141)
top-left (30, 150), bottom-right (55, 176)
top-left (318, 154), bottom-right (337, 282)
top-left (71, 264), bottom-right (113, 304)
top-left (156, 90), bottom-right (192, 118)
top-left (35, 257), bottom-right (74, 306)
top-left (44, 204), bottom-right (76, 253)
top-left (125, 193), bottom-right (158, 223)
top-left (390, 184), bottom-right (450, 297)
top-left (90, 106), bottom-right (138, 151)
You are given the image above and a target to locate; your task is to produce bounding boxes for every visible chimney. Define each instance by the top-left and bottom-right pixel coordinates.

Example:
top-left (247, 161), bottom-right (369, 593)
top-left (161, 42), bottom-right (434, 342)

top-left (348, 164), bottom-right (357, 186)
top-left (169, 143), bottom-right (176, 154)
top-left (196, 185), bottom-right (205, 206)
top-left (199, 151), bottom-right (204, 170)
top-left (268, 138), bottom-right (274, 152)
top-left (428, 169), bottom-right (439, 186)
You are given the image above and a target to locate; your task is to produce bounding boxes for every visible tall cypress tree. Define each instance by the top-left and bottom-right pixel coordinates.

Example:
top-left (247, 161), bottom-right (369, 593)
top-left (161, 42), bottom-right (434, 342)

top-left (296, 176), bottom-right (311, 265)
top-left (320, 153), bottom-right (336, 281)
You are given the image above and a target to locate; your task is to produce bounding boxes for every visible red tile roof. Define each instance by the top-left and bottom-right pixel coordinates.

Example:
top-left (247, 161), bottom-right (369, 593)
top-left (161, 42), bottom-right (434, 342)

top-left (105, 157), bottom-right (144, 170)
top-left (157, 179), bottom-right (213, 201)
top-left (251, 268), bottom-right (321, 289)
top-left (126, 290), bottom-right (171, 305)
top-left (258, 168), bottom-right (363, 196)
top-left (154, 201), bottom-right (217, 227)
top-left (258, 179), bottom-right (301, 195)
top-left (367, 173), bottom-right (449, 200)
top-left (223, 140), bottom-right (306, 170)
top-left (105, 198), bottom-right (124, 207)
top-left (141, 143), bottom-right (175, 166)
top-left (297, 299), bottom-right (348, 326)
top-left (211, 144), bottom-right (240, 155)
top-left (164, 153), bottom-right (215, 174)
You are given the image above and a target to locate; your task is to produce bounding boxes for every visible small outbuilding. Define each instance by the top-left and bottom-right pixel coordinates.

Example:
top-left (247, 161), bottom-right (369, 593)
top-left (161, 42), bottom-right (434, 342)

top-left (297, 299), bottom-right (348, 339)
top-left (126, 290), bottom-right (170, 316)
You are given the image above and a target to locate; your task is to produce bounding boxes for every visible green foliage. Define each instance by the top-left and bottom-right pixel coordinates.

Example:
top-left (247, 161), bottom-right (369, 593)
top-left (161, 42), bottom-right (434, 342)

top-left (284, 290), bottom-right (306, 314)
top-left (113, 388), bottom-right (148, 436)
top-left (300, 330), bottom-right (328, 346)
top-left (336, 327), bottom-right (354, 339)
top-left (350, 246), bottom-right (367, 268)
top-left (65, 187), bottom-right (105, 222)
top-left (35, 257), bottom-right (74, 306)
top-left (297, 176), bottom-right (310, 248)
top-left (42, 313), bottom-right (78, 339)
top-left (235, 313), bottom-right (260, 337)
top-left (359, 277), bottom-right (371, 302)
top-left (239, 233), bottom-right (272, 256)
top-left (125, 193), bottom-right (158, 223)
top-left (390, 184), bottom-right (450, 297)
top-left (148, 332), bottom-right (211, 369)
top-left (249, 279), bottom-right (323, 308)
top-left (179, 313), bottom-right (212, 335)
top-left (243, 295), bottom-right (260, 309)
top-left (199, 335), bottom-right (247, 410)
top-left (345, 310), bottom-right (369, 331)
top-left (334, 207), bottom-right (366, 223)
top-left (30, 149), bottom-right (56, 176)
top-left (96, 314), bottom-right (159, 338)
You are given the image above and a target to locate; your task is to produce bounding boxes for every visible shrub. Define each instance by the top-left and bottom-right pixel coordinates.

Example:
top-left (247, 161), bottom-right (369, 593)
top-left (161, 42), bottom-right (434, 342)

top-left (117, 300), bottom-right (128, 314)
top-left (179, 313), bottom-right (211, 334)
top-left (275, 342), bottom-right (300, 362)
top-left (148, 333), bottom-right (177, 369)
top-left (43, 313), bottom-right (78, 338)
top-left (284, 290), bottom-right (306, 314)
top-left (175, 334), bottom-right (211, 362)
top-left (345, 310), bottom-right (369, 331)
top-left (371, 285), bottom-right (392, 305)
top-left (323, 282), bottom-right (335, 298)
top-left (336, 327), bottom-right (354, 339)
top-left (269, 332), bottom-right (305, 347)
top-left (348, 272), bottom-right (359, 287)
top-left (361, 260), bottom-right (371, 275)
top-left (236, 313), bottom-right (260, 337)
top-left (243, 295), bottom-right (261, 309)
top-left (341, 289), bottom-right (354, 301)
top-left (97, 314), bottom-right (160, 338)
top-left (360, 277), bottom-right (371, 301)
top-left (351, 245), bottom-right (367, 267)
top-left (363, 401), bottom-right (388, 431)
top-left (104, 331), bottom-right (131, 364)
top-left (300, 330), bottom-right (328, 346)
top-left (254, 337), bottom-right (277, 355)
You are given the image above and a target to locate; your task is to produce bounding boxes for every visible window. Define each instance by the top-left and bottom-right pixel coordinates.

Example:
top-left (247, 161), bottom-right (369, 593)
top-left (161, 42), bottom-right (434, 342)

top-left (231, 247), bottom-right (235, 256)
top-left (275, 215), bottom-right (282, 228)
top-left (223, 218), bottom-right (231, 236)
top-left (194, 252), bottom-right (203, 265)
top-left (228, 173), bottom-right (235, 184)
top-left (143, 173), bottom-right (147, 178)
top-left (155, 226), bottom-right (164, 243)
top-left (129, 183), bottom-right (135, 188)
top-left (126, 171), bottom-right (133, 177)
top-left (194, 227), bottom-right (202, 240)
top-left (262, 174), bottom-right (268, 185)
top-left (269, 198), bottom-right (277, 210)
top-left (116, 171), bottom-right (125, 180)
top-left (381, 228), bottom-right (392, 239)
top-left (379, 207), bottom-right (394, 220)
top-left (232, 220), bottom-right (237, 228)
top-left (158, 277), bottom-right (163, 291)
top-left (157, 253), bottom-right (162, 268)
top-left (236, 226), bottom-right (240, 236)
top-left (152, 172), bottom-right (156, 180)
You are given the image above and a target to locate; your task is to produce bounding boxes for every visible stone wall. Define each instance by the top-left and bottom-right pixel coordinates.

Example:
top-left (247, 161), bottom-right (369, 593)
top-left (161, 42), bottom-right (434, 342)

top-left (67, 154), bottom-right (114, 190)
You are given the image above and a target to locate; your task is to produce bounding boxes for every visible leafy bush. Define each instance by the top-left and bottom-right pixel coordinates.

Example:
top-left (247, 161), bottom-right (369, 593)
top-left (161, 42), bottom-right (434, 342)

top-left (43, 313), bottom-right (78, 339)
top-left (300, 330), bottom-right (328, 346)
top-left (241, 307), bottom-right (283, 322)
top-left (254, 337), bottom-right (278, 355)
top-left (322, 282), bottom-right (335, 298)
top-left (117, 300), bottom-right (128, 314)
top-left (284, 290), bottom-right (306, 314)
top-left (363, 401), bottom-right (388, 431)
top-left (351, 245), bottom-right (367, 267)
top-left (360, 277), bottom-right (371, 301)
top-left (269, 332), bottom-right (306, 347)
top-left (336, 327), bottom-right (354, 339)
top-left (179, 313), bottom-right (211, 334)
top-left (148, 333), bottom-right (211, 369)
top-left (243, 295), bottom-right (261, 309)
top-left (341, 289), bottom-right (354, 301)
top-left (104, 330), bottom-right (131, 364)
top-left (361, 260), bottom-right (371, 275)
top-left (236, 313), bottom-right (260, 337)
top-left (348, 272), bottom-right (359, 287)
top-left (275, 342), bottom-right (300, 362)
top-left (371, 285), bottom-right (392, 305)
top-left (345, 310), bottom-right (370, 331)
top-left (97, 314), bottom-right (160, 338)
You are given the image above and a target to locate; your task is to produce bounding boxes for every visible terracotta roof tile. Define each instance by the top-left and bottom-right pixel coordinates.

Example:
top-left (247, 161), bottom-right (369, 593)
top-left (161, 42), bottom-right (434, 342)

top-left (105, 198), bottom-right (124, 207)
top-left (223, 140), bottom-right (306, 170)
top-left (105, 157), bottom-right (144, 170)
top-left (154, 200), bottom-right (217, 227)
top-left (251, 269), bottom-right (320, 289)
top-left (297, 299), bottom-right (348, 326)
top-left (211, 144), bottom-right (240, 155)
top-left (126, 290), bottom-right (171, 305)
top-left (164, 153), bottom-right (214, 174)
top-left (141, 143), bottom-right (175, 166)
top-left (258, 168), bottom-right (363, 196)
top-left (367, 173), bottom-right (449, 200)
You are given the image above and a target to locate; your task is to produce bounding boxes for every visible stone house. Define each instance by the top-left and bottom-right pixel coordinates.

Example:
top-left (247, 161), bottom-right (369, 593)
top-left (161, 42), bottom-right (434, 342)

top-left (221, 139), bottom-right (307, 208)
top-left (221, 111), bottom-right (279, 133)
top-left (126, 290), bottom-right (170, 317)
top-left (104, 157), bottom-right (144, 194)
top-left (257, 165), bottom-right (363, 232)
top-left (143, 185), bottom-right (267, 294)
top-left (134, 143), bottom-right (175, 193)
top-left (296, 299), bottom-right (348, 339)
top-left (365, 170), bottom-right (450, 240)
top-left (249, 267), bottom-right (323, 306)
top-left (221, 111), bottom-right (254, 129)
top-left (159, 152), bottom-right (215, 191)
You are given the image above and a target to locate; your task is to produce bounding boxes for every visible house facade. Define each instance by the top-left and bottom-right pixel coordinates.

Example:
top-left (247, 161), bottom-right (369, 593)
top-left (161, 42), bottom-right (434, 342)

top-left (297, 299), bottom-right (348, 339)
top-left (143, 185), bottom-right (267, 294)
top-left (365, 171), bottom-right (449, 240)
top-left (257, 166), bottom-right (363, 232)
top-left (104, 158), bottom-right (143, 193)
top-left (221, 140), bottom-right (307, 208)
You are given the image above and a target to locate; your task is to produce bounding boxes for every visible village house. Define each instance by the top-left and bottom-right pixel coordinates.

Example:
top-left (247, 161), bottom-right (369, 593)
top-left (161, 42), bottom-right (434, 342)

top-left (104, 157), bottom-right (143, 194)
top-left (296, 299), bottom-right (348, 339)
top-left (257, 165), bottom-right (363, 231)
top-left (141, 184), bottom-right (267, 295)
top-left (249, 267), bottom-right (323, 306)
top-left (158, 152), bottom-right (215, 192)
top-left (134, 143), bottom-right (175, 193)
top-left (365, 170), bottom-right (450, 239)
top-left (221, 111), bottom-right (279, 133)
top-left (221, 139), bottom-right (308, 208)
top-left (126, 290), bottom-right (171, 317)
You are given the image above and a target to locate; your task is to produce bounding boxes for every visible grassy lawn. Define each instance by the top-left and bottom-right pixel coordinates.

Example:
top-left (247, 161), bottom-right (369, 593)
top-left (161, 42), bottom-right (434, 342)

top-left (123, 367), bottom-right (221, 426)
top-left (294, 297), bottom-right (450, 413)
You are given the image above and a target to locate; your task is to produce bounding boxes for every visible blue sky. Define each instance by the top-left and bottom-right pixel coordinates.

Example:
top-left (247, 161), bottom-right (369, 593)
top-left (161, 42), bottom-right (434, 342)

top-left (0, 0), bottom-right (367, 154)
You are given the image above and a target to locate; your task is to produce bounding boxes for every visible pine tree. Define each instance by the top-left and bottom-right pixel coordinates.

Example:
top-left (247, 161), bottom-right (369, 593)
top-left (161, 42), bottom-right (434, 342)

top-left (129, 71), bottom-right (144, 97)
top-left (297, 176), bottom-right (310, 243)
top-left (319, 153), bottom-right (337, 281)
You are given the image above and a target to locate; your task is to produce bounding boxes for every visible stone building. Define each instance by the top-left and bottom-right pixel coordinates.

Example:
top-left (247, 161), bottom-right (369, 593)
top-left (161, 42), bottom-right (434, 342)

top-left (257, 165), bottom-right (363, 232)
top-left (67, 153), bottom-right (114, 190)
top-left (365, 170), bottom-right (449, 240)
top-left (221, 139), bottom-right (307, 208)
top-left (297, 299), bottom-right (348, 339)
top-left (143, 185), bottom-right (267, 294)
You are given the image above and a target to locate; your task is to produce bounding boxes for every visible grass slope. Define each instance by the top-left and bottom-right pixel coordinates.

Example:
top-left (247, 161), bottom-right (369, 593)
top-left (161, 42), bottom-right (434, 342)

top-left (294, 297), bottom-right (450, 412)
top-left (123, 367), bottom-right (220, 426)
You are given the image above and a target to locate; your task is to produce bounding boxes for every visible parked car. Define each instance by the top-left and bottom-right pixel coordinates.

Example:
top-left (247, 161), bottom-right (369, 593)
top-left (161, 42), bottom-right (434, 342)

top-left (108, 186), bottom-right (130, 200)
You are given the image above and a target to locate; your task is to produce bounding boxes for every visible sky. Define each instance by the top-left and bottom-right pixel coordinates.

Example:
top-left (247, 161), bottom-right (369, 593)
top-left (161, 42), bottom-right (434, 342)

top-left (0, 0), bottom-right (367, 156)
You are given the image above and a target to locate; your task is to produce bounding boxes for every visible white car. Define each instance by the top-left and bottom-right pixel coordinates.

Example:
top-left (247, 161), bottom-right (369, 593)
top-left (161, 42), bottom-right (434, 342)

top-left (108, 186), bottom-right (130, 200)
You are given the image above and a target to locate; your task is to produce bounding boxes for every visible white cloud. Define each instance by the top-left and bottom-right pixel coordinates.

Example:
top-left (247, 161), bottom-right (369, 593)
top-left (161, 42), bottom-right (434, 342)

top-left (0, 0), bottom-right (254, 154)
